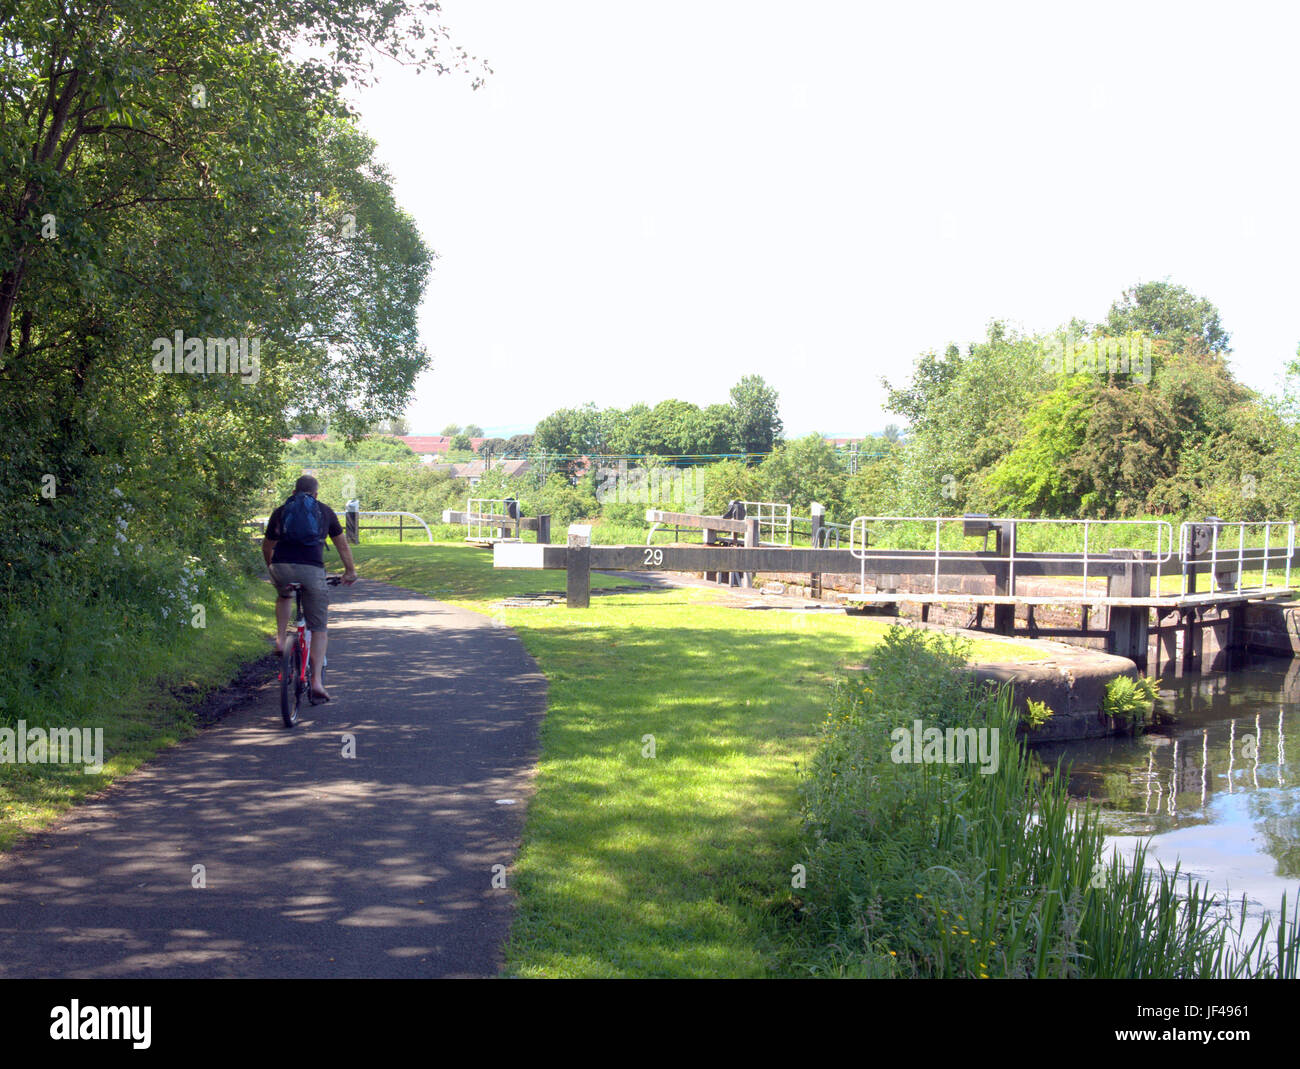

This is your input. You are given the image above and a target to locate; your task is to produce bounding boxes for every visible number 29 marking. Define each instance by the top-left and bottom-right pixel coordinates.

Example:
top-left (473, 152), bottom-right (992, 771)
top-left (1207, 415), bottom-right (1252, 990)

top-left (643, 548), bottom-right (664, 567)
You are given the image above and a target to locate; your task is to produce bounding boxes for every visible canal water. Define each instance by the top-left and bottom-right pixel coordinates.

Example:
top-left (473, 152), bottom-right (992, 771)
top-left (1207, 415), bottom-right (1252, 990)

top-left (1036, 654), bottom-right (1300, 945)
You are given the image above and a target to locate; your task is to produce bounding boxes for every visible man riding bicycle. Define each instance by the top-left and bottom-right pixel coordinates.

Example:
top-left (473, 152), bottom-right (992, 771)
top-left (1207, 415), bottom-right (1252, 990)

top-left (262, 475), bottom-right (357, 702)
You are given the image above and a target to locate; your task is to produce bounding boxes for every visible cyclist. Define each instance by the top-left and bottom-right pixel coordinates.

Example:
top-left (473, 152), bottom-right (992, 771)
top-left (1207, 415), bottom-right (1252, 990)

top-left (262, 475), bottom-right (357, 701)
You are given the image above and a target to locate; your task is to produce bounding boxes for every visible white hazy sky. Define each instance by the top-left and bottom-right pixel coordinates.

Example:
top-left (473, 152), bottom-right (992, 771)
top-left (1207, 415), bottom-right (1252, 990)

top-left (347, 0), bottom-right (1300, 438)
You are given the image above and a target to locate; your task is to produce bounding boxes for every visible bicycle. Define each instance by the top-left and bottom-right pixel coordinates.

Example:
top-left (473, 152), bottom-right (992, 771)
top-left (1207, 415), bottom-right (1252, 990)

top-left (280, 574), bottom-right (343, 729)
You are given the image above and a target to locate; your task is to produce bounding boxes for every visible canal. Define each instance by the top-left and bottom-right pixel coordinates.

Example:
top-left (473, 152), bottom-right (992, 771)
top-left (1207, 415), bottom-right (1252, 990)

top-left (1037, 654), bottom-right (1300, 948)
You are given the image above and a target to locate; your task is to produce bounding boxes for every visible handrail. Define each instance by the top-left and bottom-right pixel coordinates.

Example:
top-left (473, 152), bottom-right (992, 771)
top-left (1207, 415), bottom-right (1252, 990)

top-left (357, 510), bottom-right (434, 543)
top-left (466, 498), bottom-right (509, 542)
top-left (849, 516), bottom-right (1177, 597)
top-left (739, 500), bottom-right (792, 547)
top-left (1177, 520), bottom-right (1295, 595)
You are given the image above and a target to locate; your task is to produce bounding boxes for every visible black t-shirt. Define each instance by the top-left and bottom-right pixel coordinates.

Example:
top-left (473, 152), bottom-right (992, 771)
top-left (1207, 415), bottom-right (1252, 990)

top-left (266, 497), bottom-right (343, 568)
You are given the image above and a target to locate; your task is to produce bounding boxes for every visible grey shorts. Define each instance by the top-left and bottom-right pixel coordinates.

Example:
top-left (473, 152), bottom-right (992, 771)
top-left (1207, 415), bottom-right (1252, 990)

top-left (270, 563), bottom-right (329, 631)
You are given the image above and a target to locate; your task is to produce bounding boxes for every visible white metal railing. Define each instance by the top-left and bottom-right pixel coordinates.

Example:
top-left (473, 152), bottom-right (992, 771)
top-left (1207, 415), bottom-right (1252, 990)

top-left (1177, 521), bottom-right (1295, 595)
top-left (848, 516), bottom-right (1176, 598)
top-left (466, 498), bottom-right (510, 542)
top-left (740, 501), bottom-right (792, 547)
top-left (358, 511), bottom-right (434, 543)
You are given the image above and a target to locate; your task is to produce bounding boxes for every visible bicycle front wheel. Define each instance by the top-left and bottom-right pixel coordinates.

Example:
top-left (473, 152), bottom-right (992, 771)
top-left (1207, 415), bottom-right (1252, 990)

top-left (281, 641), bottom-right (302, 728)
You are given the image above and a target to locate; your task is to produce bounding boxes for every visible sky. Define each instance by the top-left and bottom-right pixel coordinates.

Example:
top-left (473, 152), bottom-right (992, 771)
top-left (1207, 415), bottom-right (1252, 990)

top-left (346, 0), bottom-right (1300, 438)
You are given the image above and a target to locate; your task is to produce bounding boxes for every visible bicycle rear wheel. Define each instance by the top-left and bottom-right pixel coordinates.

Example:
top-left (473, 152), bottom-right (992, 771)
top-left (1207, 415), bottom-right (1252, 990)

top-left (281, 641), bottom-right (303, 728)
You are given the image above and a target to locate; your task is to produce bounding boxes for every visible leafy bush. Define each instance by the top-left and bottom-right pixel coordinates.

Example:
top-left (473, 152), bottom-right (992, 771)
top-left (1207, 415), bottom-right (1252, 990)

top-left (699, 458), bottom-right (760, 515)
top-left (601, 500), bottom-right (648, 526)
top-left (530, 473), bottom-right (599, 527)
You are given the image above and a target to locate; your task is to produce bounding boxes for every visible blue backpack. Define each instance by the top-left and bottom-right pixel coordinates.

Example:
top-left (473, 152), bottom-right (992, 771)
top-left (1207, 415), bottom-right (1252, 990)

top-left (280, 492), bottom-right (323, 546)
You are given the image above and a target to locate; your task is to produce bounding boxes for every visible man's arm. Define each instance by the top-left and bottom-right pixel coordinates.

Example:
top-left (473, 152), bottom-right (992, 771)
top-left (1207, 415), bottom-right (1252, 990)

top-left (331, 533), bottom-right (357, 584)
top-left (261, 537), bottom-right (277, 574)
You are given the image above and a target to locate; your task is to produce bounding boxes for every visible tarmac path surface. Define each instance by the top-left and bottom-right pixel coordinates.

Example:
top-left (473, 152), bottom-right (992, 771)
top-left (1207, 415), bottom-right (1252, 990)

top-left (0, 578), bottom-right (547, 978)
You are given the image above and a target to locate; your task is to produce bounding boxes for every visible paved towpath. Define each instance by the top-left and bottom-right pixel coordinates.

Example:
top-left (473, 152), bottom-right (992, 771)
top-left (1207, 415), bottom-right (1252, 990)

top-left (0, 578), bottom-right (546, 978)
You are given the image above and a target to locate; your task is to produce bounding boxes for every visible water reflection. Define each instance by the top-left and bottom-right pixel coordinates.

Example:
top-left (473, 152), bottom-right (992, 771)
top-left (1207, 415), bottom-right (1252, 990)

top-left (1036, 655), bottom-right (1300, 918)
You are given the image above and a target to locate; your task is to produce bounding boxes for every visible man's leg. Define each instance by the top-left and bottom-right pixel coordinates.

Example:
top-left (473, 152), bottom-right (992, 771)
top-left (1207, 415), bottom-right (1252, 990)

top-left (310, 630), bottom-right (330, 700)
top-left (301, 568), bottom-right (331, 700)
top-left (275, 595), bottom-right (292, 654)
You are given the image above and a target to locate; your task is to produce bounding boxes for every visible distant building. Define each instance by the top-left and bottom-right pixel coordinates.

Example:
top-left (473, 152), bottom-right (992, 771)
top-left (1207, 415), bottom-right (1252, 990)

top-left (418, 458), bottom-right (532, 485)
top-left (448, 458), bottom-right (531, 486)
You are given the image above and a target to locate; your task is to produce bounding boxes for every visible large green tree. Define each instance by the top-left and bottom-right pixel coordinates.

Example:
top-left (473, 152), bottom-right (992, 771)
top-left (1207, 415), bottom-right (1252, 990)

top-left (882, 323), bottom-right (1047, 513)
top-left (756, 434), bottom-right (847, 518)
top-left (0, 0), bottom-right (473, 589)
top-left (729, 374), bottom-right (783, 456)
top-left (1106, 280), bottom-right (1230, 355)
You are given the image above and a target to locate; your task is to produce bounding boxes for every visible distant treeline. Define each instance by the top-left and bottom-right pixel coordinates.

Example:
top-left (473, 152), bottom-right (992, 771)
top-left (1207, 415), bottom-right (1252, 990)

top-left (274, 281), bottom-right (1300, 532)
top-left (530, 375), bottom-right (786, 468)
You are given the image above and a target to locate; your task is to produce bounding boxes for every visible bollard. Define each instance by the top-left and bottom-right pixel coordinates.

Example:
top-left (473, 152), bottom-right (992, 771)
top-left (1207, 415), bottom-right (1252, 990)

top-left (345, 499), bottom-right (360, 545)
top-left (810, 502), bottom-right (824, 598)
top-left (743, 516), bottom-right (759, 589)
top-left (567, 524), bottom-right (592, 608)
top-left (992, 520), bottom-right (1016, 635)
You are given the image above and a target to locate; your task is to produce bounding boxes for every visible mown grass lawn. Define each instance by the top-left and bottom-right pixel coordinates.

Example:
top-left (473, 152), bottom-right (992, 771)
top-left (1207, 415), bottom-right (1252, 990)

top-left (354, 542), bottom-right (1045, 977)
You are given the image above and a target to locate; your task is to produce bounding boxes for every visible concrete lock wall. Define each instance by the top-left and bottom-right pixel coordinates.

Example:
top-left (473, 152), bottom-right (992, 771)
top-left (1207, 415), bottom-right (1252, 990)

top-left (1241, 601), bottom-right (1300, 657)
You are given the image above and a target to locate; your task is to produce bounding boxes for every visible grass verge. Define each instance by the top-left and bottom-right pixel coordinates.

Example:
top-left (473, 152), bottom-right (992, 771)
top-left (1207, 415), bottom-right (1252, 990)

top-left (0, 573), bottom-right (274, 851)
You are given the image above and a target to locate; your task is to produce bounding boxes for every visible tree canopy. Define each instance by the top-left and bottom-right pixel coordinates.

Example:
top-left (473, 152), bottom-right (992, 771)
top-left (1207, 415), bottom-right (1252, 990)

top-left (878, 283), bottom-right (1298, 521)
top-left (0, 0), bottom-right (471, 592)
